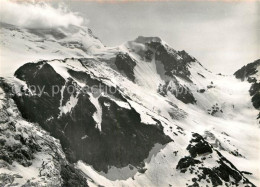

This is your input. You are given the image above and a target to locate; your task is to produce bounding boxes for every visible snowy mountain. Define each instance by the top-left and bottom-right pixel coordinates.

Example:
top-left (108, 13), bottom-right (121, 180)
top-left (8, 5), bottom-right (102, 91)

top-left (0, 22), bottom-right (259, 187)
top-left (234, 59), bottom-right (260, 123)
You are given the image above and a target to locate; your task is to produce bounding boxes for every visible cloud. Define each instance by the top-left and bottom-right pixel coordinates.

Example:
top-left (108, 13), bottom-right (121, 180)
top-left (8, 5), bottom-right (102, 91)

top-left (0, 0), bottom-right (85, 29)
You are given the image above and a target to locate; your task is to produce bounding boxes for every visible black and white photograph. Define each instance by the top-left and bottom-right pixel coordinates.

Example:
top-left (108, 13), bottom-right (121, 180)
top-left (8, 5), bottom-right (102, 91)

top-left (0, 0), bottom-right (259, 186)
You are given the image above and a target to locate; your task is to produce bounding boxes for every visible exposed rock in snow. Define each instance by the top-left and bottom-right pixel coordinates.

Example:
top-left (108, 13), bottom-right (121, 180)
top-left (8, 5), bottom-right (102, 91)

top-left (0, 79), bottom-right (88, 186)
top-left (114, 53), bottom-right (137, 82)
top-left (234, 59), bottom-right (260, 123)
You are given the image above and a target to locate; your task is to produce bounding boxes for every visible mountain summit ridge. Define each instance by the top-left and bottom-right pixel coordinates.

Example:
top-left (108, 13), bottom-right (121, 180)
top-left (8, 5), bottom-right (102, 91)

top-left (0, 22), bottom-right (259, 186)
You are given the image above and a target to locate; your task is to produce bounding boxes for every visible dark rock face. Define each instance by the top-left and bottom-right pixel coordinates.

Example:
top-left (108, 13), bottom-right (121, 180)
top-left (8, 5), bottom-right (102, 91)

top-left (14, 61), bottom-right (65, 122)
top-left (91, 96), bottom-right (171, 171)
top-left (114, 53), bottom-right (137, 82)
top-left (0, 79), bottom-right (88, 187)
top-left (234, 59), bottom-right (260, 122)
top-left (61, 164), bottom-right (88, 187)
top-left (147, 42), bottom-right (194, 82)
top-left (158, 77), bottom-right (196, 104)
top-left (250, 83), bottom-right (260, 109)
top-left (234, 59), bottom-right (260, 109)
top-left (234, 59), bottom-right (260, 81)
top-left (176, 133), bottom-right (255, 187)
top-left (176, 156), bottom-right (201, 172)
top-left (187, 133), bottom-right (212, 158)
top-left (177, 50), bottom-right (196, 64)
top-left (124, 38), bottom-right (199, 105)
top-left (134, 40), bottom-right (197, 104)
top-left (13, 61), bottom-right (171, 173)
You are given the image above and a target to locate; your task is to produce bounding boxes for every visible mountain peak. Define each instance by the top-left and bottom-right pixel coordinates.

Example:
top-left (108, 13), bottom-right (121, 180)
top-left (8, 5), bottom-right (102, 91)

top-left (134, 36), bottom-right (162, 44)
top-left (234, 59), bottom-right (260, 81)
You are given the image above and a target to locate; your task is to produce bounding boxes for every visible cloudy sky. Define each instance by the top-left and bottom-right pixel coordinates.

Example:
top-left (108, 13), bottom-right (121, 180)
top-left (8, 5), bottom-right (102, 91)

top-left (65, 1), bottom-right (259, 74)
top-left (1, 0), bottom-right (259, 74)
